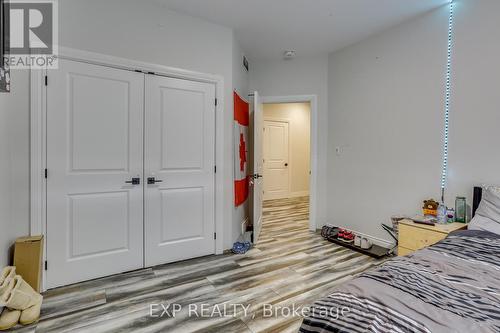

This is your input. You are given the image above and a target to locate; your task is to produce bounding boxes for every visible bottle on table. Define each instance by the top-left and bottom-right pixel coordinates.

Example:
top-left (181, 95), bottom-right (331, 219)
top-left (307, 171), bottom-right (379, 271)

top-left (455, 197), bottom-right (467, 223)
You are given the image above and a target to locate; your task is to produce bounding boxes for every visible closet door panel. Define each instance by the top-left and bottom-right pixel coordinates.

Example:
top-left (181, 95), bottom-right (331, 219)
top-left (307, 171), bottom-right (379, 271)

top-left (144, 75), bottom-right (216, 267)
top-left (46, 59), bottom-right (144, 288)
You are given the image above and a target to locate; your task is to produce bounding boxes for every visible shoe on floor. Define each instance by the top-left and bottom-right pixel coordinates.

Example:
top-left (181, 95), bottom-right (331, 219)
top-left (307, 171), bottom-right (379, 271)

top-left (0, 267), bottom-right (16, 295)
top-left (361, 237), bottom-right (373, 250)
top-left (342, 231), bottom-right (355, 243)
top-left (337, 229), bottom-right (346, 239)
top-left (0, 308), bottom-right (21, 331)
top-left (1, 276), bottom-right (43, 326)
top-left (354, 235), bottom-right (362, 247)
top-left (0, 276), bottom-right (21, 331)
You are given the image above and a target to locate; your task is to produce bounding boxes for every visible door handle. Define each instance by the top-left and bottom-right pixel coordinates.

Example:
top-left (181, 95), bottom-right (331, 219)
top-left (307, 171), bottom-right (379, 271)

top-left (252, 174), bottom-right (263, 180)
top-left (147, 177), bottom-right (163, 185)
top-left (284, 163), bottom-right (288, 167)
top-left (125, 177), bottom-right (140, 185)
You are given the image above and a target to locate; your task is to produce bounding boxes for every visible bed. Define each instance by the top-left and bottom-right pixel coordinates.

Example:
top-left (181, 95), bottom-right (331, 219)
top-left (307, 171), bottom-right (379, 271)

top-left (300, 187), bottom-right (500, 333)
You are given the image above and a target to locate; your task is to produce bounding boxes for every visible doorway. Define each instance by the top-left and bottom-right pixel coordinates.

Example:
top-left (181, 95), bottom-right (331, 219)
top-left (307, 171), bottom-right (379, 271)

top-left (250, 95), bottom-right (318, 244)
top-left (263, 103), bottom-right (311, 200)
top-left (259, 102), bottom-right (311, 242)
top-left (252, 100), bottom-right (310, 245)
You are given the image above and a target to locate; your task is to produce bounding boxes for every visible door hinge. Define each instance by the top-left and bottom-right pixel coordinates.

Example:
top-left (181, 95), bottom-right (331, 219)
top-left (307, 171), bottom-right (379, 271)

top-left (214, 165), bottom-right (217, 174)
top-left (44, 169), bottom-right (48, 179)
top-left (214, 232), bottom-right (217, 240)
top-left (44, 76), bottom-right (48, 86)
top-left (215, 98), bottom-right (218, 106)
top-left (44, 261), bottom-right (48, 271)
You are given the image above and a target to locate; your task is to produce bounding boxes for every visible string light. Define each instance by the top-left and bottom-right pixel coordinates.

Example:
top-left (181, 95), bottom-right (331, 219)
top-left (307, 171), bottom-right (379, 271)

top-left (441, 0), bottom-right (454, 202)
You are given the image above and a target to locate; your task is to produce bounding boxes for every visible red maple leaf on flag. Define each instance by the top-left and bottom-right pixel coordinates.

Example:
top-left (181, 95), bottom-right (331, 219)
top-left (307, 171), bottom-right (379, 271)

top-left (239, 133), bottom-right (247, 172)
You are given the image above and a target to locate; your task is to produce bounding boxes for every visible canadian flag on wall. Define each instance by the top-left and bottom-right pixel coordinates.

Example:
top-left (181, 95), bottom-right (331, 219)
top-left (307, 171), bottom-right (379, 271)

top-left (234, 91), bottom-right (249, 206)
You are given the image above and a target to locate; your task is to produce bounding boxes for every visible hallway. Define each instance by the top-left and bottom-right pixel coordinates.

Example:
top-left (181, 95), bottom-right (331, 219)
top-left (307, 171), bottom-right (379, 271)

top-left (260, 197), bottom-right (311, 245)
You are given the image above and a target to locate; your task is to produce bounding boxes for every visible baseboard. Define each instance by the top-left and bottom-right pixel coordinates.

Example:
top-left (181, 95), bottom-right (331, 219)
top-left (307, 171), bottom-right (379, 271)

top-left (322, 224), bottom-right (394, 249)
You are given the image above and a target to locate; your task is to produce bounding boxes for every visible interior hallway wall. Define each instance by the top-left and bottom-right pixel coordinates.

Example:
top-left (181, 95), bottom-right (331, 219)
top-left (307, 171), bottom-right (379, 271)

top-left (263, 103), bottom-right (311, 197)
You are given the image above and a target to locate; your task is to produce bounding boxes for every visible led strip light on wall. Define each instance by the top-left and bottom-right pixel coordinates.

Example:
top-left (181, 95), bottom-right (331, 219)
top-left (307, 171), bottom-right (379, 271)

top-left (441, 0), bottom-right (454, 202)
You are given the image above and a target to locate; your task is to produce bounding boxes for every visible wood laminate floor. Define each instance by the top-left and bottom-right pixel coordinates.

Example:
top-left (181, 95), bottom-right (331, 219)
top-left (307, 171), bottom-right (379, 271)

top-left (10, 197), bottom-right (382, 333)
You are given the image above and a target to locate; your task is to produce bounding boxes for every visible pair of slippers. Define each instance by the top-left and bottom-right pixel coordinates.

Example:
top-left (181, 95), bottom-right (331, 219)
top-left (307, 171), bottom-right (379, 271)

top-left (0, 267), bottom-right (43, 331)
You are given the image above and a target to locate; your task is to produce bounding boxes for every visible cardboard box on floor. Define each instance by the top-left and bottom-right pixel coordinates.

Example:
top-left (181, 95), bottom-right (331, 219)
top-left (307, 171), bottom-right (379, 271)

top-left (13, 235), bottom-right (44, 292)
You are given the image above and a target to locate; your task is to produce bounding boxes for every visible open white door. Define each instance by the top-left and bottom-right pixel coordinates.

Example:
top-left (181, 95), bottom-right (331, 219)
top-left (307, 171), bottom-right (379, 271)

top-left (251, 91), bottom-right (264, 243)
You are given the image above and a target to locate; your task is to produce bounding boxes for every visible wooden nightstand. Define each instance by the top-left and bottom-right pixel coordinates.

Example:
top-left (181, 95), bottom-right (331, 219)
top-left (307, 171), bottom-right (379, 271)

top-left (398, 219), bottom-right (467, 256)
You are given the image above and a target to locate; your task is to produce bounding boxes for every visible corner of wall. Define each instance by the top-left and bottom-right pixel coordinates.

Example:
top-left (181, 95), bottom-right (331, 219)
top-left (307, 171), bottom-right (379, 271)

top-left (229, 35), bottom-right (250, 249)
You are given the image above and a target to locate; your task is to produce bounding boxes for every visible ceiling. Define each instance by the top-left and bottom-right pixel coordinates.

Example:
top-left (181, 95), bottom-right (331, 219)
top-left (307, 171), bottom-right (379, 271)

top-left (153, 0), bottom-right (450, 60)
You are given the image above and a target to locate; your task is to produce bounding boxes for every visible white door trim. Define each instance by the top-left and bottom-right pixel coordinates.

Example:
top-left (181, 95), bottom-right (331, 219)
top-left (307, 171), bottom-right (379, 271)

top-left (30, 47), bottom-right (225, 290)
top-left (260, 95), bottom-right (318, 232)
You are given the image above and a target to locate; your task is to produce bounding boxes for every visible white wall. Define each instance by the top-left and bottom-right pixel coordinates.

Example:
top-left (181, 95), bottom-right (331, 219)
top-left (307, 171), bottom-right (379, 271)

top-left (327, 7), bottom-right (449, 244)
top-left (0, 70), bottom-right (30, 268)
top-left (231, 34), bottom-right (250, 243)
top-left (0, 0), bottom-right (249, 265)
top-left (327, 0), bottom-right (500, 244)
top-left (263, 103), bottom-right (311, 196)
top-left (446, 0), bottom-right (500, 212)
top-left (249, 55), bottom-right (329, 226)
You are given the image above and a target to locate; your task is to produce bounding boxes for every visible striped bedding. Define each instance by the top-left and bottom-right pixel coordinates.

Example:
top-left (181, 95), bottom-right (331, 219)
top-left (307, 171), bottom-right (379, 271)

top-left (300, 230), bottom-right (500, 333)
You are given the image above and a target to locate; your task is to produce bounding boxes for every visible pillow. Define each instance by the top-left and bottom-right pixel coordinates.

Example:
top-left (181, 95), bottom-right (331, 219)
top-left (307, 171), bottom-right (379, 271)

top-left (469, 186), bottom-right (500, 235)
top-left (483, 185), bottom-right (500, 194)
top-left (468, 215), bottom-right (500, 235)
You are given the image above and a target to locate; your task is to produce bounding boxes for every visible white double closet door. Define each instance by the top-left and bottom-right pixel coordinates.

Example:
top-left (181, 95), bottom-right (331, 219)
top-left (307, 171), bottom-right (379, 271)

top-left (46, 59), bottom-right (216, 288)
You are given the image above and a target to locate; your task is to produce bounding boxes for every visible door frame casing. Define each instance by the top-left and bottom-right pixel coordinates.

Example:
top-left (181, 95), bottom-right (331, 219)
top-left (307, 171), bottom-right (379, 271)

top-left (260, 95), bottom-right (318, 232)
top-left (30, 47), bottom-right (225, 291)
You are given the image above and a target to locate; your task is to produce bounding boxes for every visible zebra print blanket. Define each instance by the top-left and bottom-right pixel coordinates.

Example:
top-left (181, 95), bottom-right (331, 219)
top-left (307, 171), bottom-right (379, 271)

top-left (300, 230), bottom-right (500, 333)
